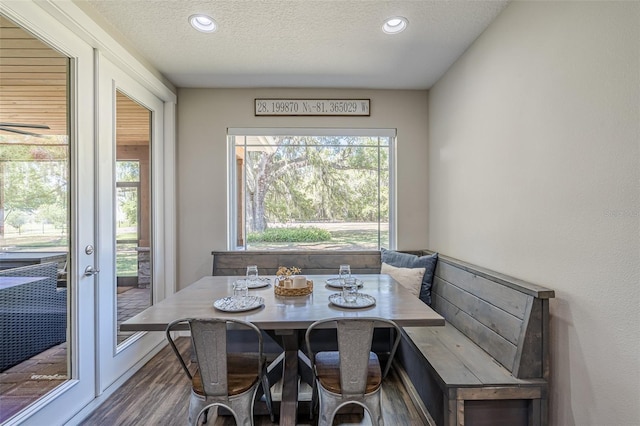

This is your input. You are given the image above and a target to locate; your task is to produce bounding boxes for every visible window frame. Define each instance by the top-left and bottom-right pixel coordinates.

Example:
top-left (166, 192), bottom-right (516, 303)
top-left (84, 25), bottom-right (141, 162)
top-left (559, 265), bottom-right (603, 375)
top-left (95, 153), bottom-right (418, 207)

top-left (227, 127), bottom-right (397, 251)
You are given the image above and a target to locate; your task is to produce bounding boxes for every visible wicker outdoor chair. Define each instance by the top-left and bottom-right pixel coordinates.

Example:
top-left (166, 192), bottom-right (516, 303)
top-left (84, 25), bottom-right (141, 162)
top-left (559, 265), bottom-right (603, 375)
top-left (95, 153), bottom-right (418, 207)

top-left (0, 262), bottom-right (67, 371)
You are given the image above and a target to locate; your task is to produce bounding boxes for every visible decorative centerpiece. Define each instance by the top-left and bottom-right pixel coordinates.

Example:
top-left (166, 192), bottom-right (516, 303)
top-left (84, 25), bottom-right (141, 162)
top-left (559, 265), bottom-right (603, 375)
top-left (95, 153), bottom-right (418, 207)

top-left (274, 266), bottom-right (313, 296)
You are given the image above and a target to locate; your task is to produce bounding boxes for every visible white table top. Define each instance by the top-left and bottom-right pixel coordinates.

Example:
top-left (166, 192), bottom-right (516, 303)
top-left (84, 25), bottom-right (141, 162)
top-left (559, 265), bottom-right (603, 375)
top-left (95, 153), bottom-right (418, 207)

top-left (121, 274), bottom-right (445, 332)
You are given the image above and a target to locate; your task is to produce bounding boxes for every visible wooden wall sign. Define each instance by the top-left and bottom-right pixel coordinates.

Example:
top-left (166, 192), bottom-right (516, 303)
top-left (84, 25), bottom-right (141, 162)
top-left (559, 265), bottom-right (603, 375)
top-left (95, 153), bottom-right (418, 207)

top-left (255, 99), bottom-right (370, 116)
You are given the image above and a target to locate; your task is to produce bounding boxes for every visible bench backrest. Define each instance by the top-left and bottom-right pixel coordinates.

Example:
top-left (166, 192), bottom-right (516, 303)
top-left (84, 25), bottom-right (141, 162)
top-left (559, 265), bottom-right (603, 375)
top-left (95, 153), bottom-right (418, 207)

top-left (211, 250), bottom-right (382, 276)
top-left (426, 251), bottom-right (554, 379)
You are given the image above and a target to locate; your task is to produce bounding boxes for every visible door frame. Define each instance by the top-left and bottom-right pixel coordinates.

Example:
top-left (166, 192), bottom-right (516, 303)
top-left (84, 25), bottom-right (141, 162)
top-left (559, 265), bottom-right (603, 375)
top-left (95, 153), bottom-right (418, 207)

top-left (95, 53), bottom-right (167, 392)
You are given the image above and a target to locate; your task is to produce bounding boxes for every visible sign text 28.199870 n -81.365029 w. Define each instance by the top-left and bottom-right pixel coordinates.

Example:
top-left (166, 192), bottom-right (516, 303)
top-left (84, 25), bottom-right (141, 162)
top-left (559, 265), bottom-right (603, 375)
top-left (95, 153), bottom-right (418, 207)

top-left (254, 99), bottom-right (370, 116)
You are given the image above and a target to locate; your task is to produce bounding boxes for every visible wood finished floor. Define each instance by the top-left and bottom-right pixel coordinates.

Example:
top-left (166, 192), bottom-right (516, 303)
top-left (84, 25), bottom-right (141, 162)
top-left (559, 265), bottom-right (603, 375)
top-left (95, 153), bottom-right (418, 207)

top-left (80, 337), bottom-right (428, 426)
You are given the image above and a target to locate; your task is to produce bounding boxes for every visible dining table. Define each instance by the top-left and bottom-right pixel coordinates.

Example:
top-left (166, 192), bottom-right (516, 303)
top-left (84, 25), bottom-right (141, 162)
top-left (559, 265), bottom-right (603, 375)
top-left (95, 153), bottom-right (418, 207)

top-left (121, 274), bottom-right (445, 425)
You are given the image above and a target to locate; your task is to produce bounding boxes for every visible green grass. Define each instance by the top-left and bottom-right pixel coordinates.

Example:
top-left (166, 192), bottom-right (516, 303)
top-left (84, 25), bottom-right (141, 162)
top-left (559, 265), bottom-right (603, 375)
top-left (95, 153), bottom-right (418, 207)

top-left (8, 238), bottom-right (68, 249)
top-left (2, 228), bottom-right (139, 276)
top-left (248, 226), bottom-right (331, 243)
top-left (116, 252), bottom-right (138, 276)
top-left (247, 228), bottom-right (389, 250)
top-left (116, 242), bottom-right (139, 276)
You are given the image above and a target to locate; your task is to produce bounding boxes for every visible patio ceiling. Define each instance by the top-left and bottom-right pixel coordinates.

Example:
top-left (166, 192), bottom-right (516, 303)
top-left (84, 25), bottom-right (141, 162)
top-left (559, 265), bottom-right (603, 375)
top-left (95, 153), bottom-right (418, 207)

top-left (0, 16), bottom-right (68, 137)
top-left (0, 16), bottom-right (149, 145)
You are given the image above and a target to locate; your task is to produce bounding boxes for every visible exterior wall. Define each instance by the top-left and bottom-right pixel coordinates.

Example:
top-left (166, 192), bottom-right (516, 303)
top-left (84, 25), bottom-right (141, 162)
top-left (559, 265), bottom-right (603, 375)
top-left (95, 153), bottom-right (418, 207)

top-left (177, 88), bottom-right (428, 287)
top-left (427, 2), bottom-right (639, 425)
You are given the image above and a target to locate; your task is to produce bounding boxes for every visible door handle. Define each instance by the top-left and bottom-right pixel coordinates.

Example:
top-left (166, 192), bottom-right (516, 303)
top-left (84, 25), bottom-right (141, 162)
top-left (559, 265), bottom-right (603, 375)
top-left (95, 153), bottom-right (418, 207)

top-left (84, 265), bottom-right (100, 276)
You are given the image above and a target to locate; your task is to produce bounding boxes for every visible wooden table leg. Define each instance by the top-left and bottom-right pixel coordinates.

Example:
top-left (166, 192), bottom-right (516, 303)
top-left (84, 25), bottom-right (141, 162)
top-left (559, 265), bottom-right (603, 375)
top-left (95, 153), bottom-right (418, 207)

top-left (279, 332), bottom-right (300, 426)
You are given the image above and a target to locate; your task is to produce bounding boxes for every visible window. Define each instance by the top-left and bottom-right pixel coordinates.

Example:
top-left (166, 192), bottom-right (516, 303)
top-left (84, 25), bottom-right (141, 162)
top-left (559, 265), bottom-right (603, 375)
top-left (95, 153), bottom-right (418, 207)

top-left (115, 160), bottom-right (140, 280)
top-left (228, 128), bottom-right (395, 250)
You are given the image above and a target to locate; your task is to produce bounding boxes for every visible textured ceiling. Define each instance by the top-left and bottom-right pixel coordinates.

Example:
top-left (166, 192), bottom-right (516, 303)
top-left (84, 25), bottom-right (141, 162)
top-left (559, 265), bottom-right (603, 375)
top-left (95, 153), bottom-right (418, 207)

top-left (79, 0), bottom-right (509, 89)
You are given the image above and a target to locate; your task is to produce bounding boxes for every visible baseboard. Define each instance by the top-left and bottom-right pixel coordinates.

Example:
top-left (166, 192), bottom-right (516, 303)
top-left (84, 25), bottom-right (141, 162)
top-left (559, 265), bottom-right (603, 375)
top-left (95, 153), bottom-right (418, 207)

top-left (393, 360), bottom-right (437, 426)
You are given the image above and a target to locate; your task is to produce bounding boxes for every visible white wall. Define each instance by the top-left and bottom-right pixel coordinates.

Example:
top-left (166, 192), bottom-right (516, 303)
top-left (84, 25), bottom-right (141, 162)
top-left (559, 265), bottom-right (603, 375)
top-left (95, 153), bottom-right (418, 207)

top-left (177, 88), bottom-right (428, 288)
top-left (428, 2), bottom-right (639, 425)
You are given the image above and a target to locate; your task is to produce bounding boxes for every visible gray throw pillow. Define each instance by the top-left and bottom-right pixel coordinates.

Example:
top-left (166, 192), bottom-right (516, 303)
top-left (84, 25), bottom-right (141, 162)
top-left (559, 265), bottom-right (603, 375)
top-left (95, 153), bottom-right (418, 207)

top-left (380, 248), bottom-right (438, 305)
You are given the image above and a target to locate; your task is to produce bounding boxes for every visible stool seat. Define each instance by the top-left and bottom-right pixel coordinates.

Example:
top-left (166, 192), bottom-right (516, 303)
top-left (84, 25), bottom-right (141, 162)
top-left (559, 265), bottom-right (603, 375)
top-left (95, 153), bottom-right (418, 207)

top-left (192, 353), bottom-right (261, 397)
top-left (315, 351), bottom-right (381, 394)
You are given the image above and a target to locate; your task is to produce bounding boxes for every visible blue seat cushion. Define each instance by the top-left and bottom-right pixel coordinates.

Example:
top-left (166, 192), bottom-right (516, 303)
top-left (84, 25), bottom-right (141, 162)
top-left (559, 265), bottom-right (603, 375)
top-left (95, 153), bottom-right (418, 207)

top-left (380, 248), bottom-right (438, 305)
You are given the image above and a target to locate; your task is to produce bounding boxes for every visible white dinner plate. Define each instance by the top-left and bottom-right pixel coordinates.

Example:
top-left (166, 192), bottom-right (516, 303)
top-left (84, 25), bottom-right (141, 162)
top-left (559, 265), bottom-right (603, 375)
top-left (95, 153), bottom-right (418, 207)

top-left (246, 277), bottom-right (271, 289)
top-left (325, 277), bottom-right (364, 289)
top-left (328, 293), bottom-right (376, 309)
top-left (213, 296), bottom-right (265, 312)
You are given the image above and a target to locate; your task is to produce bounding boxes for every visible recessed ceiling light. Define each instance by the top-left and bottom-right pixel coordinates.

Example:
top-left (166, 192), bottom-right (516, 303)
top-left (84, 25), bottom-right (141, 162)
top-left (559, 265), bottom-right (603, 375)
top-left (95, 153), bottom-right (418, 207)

top-left (382, 16), bottom-right (408, 34)
top-left (189, 14), bottom-right (217, 33)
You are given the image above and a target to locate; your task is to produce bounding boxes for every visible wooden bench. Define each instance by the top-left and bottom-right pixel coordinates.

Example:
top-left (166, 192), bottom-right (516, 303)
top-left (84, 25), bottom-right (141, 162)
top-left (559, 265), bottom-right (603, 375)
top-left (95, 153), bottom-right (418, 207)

top-left (397, 252), bottom-right (554, 426)
top-left (210, 249), bottom-right (554, 426)
top-left (211, 250), bottom-right (385, 276)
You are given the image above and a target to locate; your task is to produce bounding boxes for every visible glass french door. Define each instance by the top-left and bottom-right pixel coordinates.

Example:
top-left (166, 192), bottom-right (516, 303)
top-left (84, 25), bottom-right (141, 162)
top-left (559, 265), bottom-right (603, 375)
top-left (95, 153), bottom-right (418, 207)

top-left (1, 2), bottom-right (175, 423)
top-left (0, 3), bottom-right (96, 424)
top-left (95, 54), bottom-right (165, 392)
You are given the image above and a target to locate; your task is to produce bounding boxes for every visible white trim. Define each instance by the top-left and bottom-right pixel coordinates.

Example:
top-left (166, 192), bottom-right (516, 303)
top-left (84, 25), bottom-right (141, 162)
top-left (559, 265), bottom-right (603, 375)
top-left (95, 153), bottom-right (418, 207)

top-left (95, 53), bottom-right (166, 393)
top-left (389, 135), bottom-right (397, 249)
top-left (35, 0), bottom-right (176, 103)
top-left (227, 136), bottom-right (239, 250)
top-left (227, 127), bottom-right (397, 137)
top-left (163, 101), bottom-right (178, 295)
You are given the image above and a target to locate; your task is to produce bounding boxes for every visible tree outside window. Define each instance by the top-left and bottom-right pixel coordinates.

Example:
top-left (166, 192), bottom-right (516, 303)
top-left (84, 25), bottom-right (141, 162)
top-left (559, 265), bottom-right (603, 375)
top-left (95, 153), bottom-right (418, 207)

top-left (230, 132), bottom-right (393, 250)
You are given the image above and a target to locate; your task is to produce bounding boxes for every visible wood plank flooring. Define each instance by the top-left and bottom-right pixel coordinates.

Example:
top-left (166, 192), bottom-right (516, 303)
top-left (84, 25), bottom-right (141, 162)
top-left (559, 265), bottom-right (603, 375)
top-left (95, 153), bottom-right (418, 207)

top-left (80, 337), bottom-right (428, 426)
